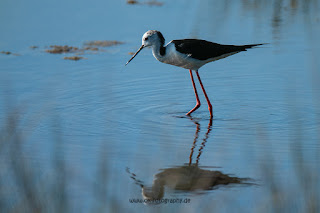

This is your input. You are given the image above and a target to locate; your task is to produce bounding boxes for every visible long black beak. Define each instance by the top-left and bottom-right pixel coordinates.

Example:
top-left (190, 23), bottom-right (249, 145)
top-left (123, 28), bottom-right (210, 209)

top-left (125, 45), bottom-right (144, 66)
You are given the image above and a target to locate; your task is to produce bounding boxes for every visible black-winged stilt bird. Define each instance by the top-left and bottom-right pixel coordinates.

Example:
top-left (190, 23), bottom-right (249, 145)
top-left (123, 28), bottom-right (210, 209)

top-left (126, 30), bottom-right (264, 118)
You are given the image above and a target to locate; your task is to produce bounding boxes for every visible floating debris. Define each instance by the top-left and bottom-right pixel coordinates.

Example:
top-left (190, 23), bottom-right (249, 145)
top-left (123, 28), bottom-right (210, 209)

top-left (46, 45), bottom-right (79, 54)
top-left (84, 40), bottom-right (124, 47)
top-left (127, 0), bottom-right (138, 4)
top-left (63, 56), bottom-right (85, 61)
top-left (145, 0), bottom-right (163, 6)
top-left (83, 46), bottom-right (99, 51)
top-left (30, 46), bottom-right (38, 49)
top-left (128, 52), bottom-right (135, 55)
top-left (0, 51), bottom-right (20, 56)
top-left (126, 0), bottom-right (163, 6)
top-left (0, 51), bottom-right (12, 55)
top-left (44, 40), bottom-right (123, 60)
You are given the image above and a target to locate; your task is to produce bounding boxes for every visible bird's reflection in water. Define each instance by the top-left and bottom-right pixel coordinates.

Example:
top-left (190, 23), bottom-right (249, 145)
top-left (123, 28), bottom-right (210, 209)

top-left (188, 117), bottom-right (212, 165)
top-left (127, 117), bottom-right (252, 201)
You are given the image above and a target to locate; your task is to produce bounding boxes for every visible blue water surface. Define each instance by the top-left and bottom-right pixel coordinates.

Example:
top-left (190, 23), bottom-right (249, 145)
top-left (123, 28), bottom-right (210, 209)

top-left (1, 0), bottom-right (320, 212)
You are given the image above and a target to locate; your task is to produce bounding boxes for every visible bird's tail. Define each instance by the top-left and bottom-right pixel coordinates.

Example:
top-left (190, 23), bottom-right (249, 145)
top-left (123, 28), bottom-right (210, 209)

top-left (243, 43), bottom-right (267, 49)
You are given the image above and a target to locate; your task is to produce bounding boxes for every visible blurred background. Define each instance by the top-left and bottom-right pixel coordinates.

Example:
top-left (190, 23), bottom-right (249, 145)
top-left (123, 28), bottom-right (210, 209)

top-left (0, 0), bottom-right (320, 212)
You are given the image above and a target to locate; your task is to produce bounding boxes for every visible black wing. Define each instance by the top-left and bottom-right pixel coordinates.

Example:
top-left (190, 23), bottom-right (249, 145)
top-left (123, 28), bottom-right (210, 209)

top-left (172, 39), bottom-right (263, 61)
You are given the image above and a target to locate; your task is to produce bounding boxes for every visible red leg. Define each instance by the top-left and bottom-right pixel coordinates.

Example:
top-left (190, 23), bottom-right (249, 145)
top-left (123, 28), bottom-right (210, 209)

top-left (186, 70), bottom-right (201, 116)
top-left (195, 70), bottom-right (213, 118)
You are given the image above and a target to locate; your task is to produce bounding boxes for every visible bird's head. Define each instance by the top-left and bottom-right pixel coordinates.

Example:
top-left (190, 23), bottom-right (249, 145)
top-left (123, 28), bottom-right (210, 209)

top-left (126, 30), bottom-right (165, 66)
top-left (142, 30), bottom-right (165, 48)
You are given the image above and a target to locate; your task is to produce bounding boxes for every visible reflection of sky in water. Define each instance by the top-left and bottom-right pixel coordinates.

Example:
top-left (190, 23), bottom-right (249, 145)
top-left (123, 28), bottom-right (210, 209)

top-left (0, 0), bottom-right (320, 212)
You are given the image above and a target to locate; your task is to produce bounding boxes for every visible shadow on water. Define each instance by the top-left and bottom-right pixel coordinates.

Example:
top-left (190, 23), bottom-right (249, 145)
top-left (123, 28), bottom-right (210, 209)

top-left (127, 117), bottom-right (253, 203)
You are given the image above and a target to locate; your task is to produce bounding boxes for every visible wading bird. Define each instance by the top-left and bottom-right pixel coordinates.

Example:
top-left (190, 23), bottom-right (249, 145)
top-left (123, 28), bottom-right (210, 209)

top-left (126, 30), bottom-right (264, 118)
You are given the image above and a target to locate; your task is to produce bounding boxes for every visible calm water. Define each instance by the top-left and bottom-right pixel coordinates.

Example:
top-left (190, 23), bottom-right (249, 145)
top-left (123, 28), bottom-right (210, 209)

top-left (1, 0), bottom-right (320, 212)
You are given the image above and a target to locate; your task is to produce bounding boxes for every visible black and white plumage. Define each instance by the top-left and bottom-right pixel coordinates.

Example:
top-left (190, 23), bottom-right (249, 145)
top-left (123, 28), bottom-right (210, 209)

top-left (126, 30), bottom-right (263, 70)
top-left (126, 30), bottom-right (264, 118)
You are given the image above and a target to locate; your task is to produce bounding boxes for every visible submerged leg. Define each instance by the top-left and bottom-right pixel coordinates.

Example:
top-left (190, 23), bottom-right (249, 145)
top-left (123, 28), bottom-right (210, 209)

top-left (195, 70), bottom-right (213, 118)
top-left (186, 70), bottom-right (201, 116)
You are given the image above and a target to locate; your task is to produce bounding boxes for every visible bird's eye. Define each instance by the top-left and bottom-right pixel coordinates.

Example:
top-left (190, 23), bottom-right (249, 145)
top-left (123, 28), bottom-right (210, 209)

top-left (144, 37), bottom-right (148, 41)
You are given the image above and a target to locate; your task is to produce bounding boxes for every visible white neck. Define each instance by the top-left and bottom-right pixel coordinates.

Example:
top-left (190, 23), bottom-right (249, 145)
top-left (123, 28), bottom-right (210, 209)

top-left (151, 43), bottom-right (165, 62)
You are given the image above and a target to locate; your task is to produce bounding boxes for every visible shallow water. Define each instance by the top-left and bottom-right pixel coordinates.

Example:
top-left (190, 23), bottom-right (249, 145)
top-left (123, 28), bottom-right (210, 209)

top-left (1, 0), bottom-right (320, 212)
